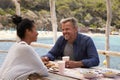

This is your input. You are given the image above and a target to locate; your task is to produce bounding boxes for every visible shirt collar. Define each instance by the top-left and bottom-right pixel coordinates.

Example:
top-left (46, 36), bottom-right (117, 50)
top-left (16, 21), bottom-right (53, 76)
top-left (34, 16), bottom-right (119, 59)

top-left (73, 33), bottom-right (80, 44)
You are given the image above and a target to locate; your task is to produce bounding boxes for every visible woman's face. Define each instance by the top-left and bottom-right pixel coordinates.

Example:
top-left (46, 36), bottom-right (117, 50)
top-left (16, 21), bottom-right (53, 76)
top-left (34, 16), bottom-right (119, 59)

top-left (26, 24), bottom-right (38, 42)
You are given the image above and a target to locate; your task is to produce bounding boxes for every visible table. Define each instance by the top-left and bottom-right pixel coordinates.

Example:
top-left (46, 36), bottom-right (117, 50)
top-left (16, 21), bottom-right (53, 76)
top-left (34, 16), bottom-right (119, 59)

top-left (46, 73), bottom-right (78, 80)
top-left (42, 67), bottom-right (120, 80)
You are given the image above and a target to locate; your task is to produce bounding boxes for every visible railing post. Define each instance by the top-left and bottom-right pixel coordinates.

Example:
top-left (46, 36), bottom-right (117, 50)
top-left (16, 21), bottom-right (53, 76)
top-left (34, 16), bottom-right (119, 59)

top-left (49, 0), bottom-right (58, 44)
top-left (106, 55), bottom-right (110, 68)
top-left (105, 0), bottom-right (112, 68)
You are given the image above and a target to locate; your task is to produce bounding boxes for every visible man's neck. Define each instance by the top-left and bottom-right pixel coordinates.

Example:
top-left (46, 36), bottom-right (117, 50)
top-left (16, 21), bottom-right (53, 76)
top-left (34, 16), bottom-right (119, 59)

top-left (68, 33), bottom-right (77, 44)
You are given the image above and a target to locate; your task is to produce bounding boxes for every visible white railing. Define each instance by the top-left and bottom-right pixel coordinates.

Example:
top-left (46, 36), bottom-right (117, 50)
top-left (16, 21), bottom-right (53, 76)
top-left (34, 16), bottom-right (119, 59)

top-left (0, 40), bottom-right (120, 68)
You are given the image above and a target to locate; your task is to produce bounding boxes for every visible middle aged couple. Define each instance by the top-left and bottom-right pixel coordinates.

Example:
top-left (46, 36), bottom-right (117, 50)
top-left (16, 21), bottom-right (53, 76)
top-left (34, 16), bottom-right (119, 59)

top-left (0, 15), bottom-right (99, 80)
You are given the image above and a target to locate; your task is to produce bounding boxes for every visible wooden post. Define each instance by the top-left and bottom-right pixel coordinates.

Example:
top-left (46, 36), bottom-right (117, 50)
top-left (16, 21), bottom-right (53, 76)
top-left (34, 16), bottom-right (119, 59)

top-left (13, 0), bottom-right (21, 16)
top-left (105, 0), bottom-right (112, 68)
top-left (49, 0), bottom-right (58, 44)
top-left (13, 0), bottom-right (21, 42)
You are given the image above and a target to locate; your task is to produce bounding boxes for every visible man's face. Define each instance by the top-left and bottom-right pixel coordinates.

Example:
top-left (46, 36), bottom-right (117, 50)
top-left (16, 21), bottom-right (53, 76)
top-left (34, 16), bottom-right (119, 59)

top-left (61, 21), bottom-right (77, 42)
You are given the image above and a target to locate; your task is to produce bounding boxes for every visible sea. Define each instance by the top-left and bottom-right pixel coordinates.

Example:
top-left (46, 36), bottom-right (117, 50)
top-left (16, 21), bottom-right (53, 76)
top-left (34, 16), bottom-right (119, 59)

top-left (0, 34), bottom-right (120, 70)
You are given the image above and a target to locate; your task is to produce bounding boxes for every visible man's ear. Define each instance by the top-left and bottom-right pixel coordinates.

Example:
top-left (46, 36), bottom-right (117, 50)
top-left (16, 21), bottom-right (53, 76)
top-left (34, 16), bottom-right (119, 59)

top-left (75, 26), bottom-right (78, 32)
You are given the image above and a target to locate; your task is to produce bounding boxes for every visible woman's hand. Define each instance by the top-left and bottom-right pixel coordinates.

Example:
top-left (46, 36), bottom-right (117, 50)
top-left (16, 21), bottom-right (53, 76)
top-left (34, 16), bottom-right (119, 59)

top-left (41, 57), bottom-right (49, 65)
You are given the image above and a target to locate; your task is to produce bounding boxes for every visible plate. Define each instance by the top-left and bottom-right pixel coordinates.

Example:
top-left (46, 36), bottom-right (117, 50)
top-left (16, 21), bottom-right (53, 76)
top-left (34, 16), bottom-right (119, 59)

top-left (102, 71), bottom-right (116, 78)
top-left (83, 71), bottom-right (97, 79)
top-left (46, 61), bottom-right (59, 72)
top-left (45, 61), bottom-right (58, 69)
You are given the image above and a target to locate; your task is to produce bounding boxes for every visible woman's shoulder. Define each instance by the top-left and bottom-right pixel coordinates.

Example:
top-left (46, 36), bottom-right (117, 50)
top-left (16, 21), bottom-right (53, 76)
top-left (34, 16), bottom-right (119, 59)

top-left (11, 41), bottom-right (32, 52)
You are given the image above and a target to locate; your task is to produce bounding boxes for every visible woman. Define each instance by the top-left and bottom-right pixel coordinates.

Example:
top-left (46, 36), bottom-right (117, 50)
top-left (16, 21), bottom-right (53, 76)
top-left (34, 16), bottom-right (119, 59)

top-left (0, 15), bottom-right (48, 80)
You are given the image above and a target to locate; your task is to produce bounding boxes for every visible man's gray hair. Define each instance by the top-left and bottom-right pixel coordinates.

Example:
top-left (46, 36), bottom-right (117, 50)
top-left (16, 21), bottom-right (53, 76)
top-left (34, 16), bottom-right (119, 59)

top-left (60, 17), bottom-right (78, 28)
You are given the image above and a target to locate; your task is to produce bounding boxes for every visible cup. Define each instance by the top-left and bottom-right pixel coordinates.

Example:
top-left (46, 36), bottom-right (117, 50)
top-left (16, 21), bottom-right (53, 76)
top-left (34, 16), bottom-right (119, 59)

top-left (62, 56), bottom-right (70, 61)
top-left (57, 61), bottom-right (65, 74)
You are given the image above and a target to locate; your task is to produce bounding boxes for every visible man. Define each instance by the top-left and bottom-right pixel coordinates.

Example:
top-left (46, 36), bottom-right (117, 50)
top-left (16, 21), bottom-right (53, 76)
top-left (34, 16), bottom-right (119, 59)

top-left (42, 17), bottom-right (99, 68)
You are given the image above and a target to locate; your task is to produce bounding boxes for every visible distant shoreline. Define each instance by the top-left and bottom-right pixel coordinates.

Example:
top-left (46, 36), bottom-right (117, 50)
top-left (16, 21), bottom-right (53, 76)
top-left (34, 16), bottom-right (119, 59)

top-left (0, 30), bottom-right (119, 39)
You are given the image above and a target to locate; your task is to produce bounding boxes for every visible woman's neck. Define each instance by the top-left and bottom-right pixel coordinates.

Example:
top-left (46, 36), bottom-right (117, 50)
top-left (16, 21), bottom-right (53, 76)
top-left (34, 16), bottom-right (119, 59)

top-left (21, 38), bottom-right (31, 45)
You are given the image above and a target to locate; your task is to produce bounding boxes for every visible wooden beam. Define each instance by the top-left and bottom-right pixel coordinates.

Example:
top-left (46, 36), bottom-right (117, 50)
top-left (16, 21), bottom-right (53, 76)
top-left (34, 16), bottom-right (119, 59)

top-left (0, 42), bottom-right (120, 57)
top-left (98, 50), bottom-right (120, 57)
top-left (31, 42), bottom-right (53, 49)
top-left (0, 50), bottom-right (8, 53)
top-left (0, 40), bottom-right (16, 42)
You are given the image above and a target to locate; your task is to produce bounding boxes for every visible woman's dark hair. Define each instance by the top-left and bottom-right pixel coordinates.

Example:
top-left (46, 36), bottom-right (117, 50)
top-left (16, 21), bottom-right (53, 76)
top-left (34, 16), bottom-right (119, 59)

top-left (11, 15), bottom-right (34, 39)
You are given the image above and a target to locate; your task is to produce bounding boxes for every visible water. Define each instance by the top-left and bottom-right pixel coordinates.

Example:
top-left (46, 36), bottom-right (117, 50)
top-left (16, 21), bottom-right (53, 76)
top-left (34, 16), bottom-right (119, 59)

top-left (0, 35), bottom-right (120, 70)
top-left (92, 35), bottom-right (120, 52)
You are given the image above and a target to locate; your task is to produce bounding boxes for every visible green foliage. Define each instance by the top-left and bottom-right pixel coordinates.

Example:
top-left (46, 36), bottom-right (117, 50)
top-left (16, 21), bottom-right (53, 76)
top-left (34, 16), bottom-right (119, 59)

top-left (78, 23), bottom-right (85, 27)
top-left (73, 8), bottom-right (85, 20)
top-left (0, 8), bottom-right (6, 15)
top-left (112, 0), bottom-right (119, 10)
top-left (90, 24), bottom-right (96, 28)
top-left (21, 7), bottom-right (28, 13)
top-left (5, 8), bottom-right (15, 15)
top-left (20, 0), bottom-right (49, 11)
top-left (39, 10), bottom-right (50, 17)
top-left (84, 13), bottom-right (92, 22)
top-left (0, 0), bottom-right (120, 29)
top-left (0, 0), bottom-right (14, 9)
top-left (56, 0), bottom-right (71, 7)
top-left (57, 6), bottom-right (72, 18)
top-left (111, 0), bottom-right (120, 29)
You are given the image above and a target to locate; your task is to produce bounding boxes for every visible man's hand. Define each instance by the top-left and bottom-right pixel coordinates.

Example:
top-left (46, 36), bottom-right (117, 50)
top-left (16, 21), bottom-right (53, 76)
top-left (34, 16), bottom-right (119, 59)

top-left (65, 60), bottom-right (84, 68)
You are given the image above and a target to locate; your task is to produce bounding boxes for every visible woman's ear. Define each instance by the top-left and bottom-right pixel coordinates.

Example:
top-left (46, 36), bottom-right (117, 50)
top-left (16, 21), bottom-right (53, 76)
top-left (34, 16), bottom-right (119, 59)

top-left (26, 29), bottom-right (32, 33)
top-left (25, 29), bottom-right (31, 36)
